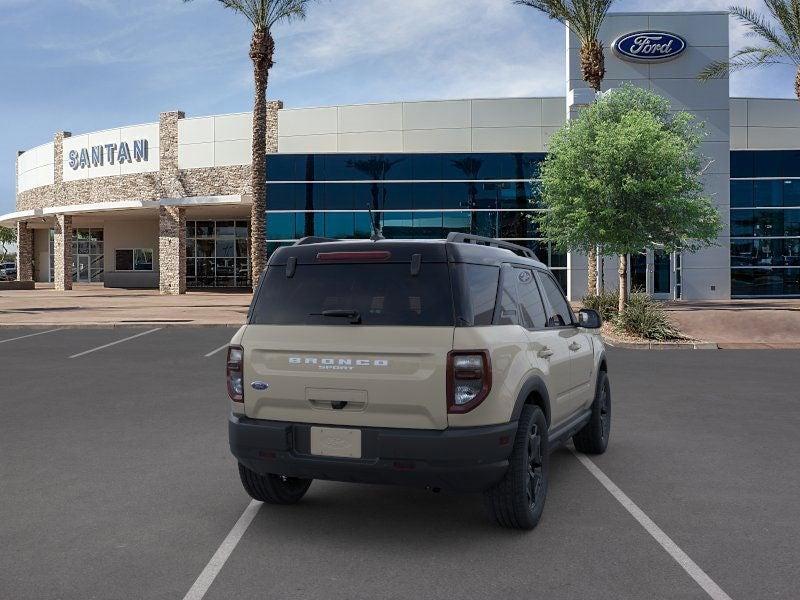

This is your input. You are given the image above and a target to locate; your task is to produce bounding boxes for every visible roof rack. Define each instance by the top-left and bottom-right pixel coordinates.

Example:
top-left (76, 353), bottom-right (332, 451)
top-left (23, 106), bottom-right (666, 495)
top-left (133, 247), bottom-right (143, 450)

top-left (446, 233), bottom-right (539, 260)
top-left (293, 236), bottom-right (339, 246)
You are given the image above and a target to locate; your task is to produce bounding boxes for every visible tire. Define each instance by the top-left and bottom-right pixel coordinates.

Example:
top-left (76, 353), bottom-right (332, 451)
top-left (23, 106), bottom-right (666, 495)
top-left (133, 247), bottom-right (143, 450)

top-left (572, 371), bottom-right (611, 455)
top-left (237, 463), bottom-right (312, 505)
top-left (483, 405), bottom-right (549, 530)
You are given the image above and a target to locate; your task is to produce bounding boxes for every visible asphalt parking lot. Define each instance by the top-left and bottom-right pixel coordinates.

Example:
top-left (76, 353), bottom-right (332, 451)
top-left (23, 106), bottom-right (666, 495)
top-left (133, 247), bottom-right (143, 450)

top-left (1, 327), bottom-right (799, 599)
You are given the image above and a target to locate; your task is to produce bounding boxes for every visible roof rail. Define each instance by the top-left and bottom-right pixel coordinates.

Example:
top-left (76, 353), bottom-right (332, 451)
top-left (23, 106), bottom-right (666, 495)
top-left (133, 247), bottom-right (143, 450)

top-left (293, 236), bottom-right (339, 246)
top-left (446, 233), bottom-right (539, 260)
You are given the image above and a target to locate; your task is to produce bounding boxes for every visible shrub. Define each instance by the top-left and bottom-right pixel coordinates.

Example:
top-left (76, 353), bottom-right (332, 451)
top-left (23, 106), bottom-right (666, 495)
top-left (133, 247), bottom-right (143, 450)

top-left (616, 293), bottom-right (684, 341)
top-left (581, 290), bottom-right (620, 322)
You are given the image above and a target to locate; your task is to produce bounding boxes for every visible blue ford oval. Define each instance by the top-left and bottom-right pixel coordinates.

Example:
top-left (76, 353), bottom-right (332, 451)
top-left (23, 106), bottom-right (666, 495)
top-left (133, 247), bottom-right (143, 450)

top-left (613, 31), bottom-right (686, 62)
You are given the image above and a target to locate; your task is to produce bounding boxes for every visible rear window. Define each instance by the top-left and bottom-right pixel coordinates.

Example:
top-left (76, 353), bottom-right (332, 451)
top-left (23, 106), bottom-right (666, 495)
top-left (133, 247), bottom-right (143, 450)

top-left (250, 263), bottom-right (454, 326)
top-left (452, 264), bottom-right (500, 326)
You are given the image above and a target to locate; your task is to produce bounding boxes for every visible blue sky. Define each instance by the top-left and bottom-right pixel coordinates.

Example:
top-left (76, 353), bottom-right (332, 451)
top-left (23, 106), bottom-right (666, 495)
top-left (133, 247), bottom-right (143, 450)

top-left (1, 0), bottom-right (797, 215)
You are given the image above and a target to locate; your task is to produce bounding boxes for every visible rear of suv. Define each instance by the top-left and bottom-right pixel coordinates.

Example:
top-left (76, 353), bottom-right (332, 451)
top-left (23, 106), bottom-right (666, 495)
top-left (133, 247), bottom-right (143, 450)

top-left (228, 234), bottom-right (610, 529)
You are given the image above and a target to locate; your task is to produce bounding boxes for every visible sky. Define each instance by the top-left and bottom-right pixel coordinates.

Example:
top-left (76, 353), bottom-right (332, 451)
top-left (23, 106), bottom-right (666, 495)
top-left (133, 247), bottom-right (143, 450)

top-left (1, 0), bottom-right (797, 216)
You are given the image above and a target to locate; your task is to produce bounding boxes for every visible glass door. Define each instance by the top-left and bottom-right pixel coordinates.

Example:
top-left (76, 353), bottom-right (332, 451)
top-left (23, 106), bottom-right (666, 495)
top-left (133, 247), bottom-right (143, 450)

top-left (77, 256), bottom-right (90, 282)
top-left (652, 249), bottom-right (672, 299)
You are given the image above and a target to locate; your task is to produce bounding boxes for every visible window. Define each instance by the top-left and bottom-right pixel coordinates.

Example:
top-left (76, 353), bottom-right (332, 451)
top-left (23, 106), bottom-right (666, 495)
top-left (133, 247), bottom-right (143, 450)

top-left (495, 267), bottom-right (519, 326)
top-left (187, 220), bottom-right (251, 288)
top-left (515, 268), bottom-right (547, 329)
top-left (250, 263), bottom-right (454, 326)
top-left (453, 264), bottom-right (499, 326)
top-left (115, 248), bottom-right (153, 271)
top-left (537, 271), bottom-right (573, 327)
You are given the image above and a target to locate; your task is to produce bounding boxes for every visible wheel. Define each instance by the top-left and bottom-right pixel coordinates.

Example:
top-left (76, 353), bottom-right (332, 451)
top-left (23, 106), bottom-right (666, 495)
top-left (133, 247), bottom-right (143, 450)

top-left (573, 371), bottom-right (611, 455)
top-left (237, 463), bottom-right (312, 504)
top-left (483, 405), bottom-right (549, 530)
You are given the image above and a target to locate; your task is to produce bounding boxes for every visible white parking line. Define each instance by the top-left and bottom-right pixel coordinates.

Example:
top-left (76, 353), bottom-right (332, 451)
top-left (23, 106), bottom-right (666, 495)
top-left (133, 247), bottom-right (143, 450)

top-left (0, 328), bottom-right (63, 345)
top-left (571, 449), bottom-right (733, 600)
top-left (182, 500), bottom-right (262, 600)
top-left (68, 328), bottom-right (162, 359)
top-left (204, 343), bottom-right (229, 358)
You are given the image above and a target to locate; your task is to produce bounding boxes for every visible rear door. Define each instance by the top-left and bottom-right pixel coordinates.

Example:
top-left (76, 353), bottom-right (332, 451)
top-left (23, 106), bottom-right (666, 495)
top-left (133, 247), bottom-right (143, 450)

top-left (242, 259), bottom-right (455, 430)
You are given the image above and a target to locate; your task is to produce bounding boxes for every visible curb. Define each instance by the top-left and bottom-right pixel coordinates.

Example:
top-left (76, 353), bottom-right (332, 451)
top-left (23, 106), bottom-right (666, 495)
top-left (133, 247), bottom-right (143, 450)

top-left (603, 339), bottom-right (719, 350)
top-left (0, 322), bottom-right (245, 329)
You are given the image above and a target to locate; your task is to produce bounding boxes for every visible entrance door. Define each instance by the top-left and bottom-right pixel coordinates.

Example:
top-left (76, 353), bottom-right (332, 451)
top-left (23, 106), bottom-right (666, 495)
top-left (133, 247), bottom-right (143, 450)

top-left (77, 256), bottom-right (90, 282)
top-left (652, 249), bottom-right (672, 299)
top-left (626, 249), bottom-right (674, 299)
top-left (630, 253), bottom-right (647, 293)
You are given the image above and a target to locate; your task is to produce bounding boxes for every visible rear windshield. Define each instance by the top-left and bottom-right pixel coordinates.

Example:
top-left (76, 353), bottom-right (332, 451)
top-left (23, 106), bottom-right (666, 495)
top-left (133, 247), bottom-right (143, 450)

top-left (250, 263), bottom-right (455, 326)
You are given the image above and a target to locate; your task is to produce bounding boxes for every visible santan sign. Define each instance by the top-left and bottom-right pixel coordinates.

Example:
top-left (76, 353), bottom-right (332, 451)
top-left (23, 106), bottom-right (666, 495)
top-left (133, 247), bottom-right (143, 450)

top-left (613, 31), bottom-right (687, 62)
top-left (68, 139), bottom-right (149, 170)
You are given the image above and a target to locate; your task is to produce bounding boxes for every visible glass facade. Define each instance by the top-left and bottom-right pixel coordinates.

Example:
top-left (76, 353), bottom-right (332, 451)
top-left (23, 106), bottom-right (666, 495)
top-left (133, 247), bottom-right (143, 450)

top-left (731, 151), bottom-right (800, 296)
top-left (186, 220), bottom-right (251, 288)
top-left (265, 153), bottom-right (568, 290)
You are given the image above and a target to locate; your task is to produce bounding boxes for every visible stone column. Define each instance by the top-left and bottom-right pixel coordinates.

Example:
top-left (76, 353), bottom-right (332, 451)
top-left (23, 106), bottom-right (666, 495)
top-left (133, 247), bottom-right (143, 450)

top-left (16, 221), bottom-right (34, 282)
top-left (159, 205), bottom-right (186, 295)
top-left (53, 214), bottom-right (73, 291)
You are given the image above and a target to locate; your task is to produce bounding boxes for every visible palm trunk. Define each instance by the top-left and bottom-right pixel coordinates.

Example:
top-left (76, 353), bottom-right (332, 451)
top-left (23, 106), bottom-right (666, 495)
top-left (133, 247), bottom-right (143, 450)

top-left (796, 67), bottom-right (800, 102)
top-left (249, 29), bottom-right (274, 289)
top-left (618, 254), bottom-right (628, 313)
top-left (580, 40), bottom-right (605, 93)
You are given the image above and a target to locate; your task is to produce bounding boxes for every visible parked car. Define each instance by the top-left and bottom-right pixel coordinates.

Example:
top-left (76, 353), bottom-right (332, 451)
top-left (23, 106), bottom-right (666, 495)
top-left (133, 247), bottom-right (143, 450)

top-left (226, 233), bottom-right (610, 529)
top-left (0, 262), bottom-right (16, 281)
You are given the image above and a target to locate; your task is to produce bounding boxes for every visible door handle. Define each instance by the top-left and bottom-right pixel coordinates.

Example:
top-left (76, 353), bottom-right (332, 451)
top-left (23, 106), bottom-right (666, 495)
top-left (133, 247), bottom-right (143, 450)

top-left (537, 347), bottom-right (554, 359)
top-left (569, 342), bottom-right (582, 351)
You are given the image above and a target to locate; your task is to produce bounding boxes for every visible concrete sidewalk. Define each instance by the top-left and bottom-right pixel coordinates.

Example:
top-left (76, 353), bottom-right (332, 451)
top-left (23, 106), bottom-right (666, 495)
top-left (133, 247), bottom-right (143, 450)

top-left (665, 300), bottom-right (800, 349)
top-left (0, 284), bottom-right (251, 327)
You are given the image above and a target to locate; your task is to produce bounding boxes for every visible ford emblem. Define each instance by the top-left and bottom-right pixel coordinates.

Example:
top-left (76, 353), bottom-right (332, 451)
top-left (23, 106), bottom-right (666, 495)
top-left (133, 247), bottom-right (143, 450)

top-left (251, 381), bottom-right (269, 390)
top-left (613, 31), bottom-right (686, 63)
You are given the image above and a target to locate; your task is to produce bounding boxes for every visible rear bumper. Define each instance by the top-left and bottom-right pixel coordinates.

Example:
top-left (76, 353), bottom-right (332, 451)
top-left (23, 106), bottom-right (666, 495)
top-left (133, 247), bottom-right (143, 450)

top-left (229, 414), bottom-right (517, 493)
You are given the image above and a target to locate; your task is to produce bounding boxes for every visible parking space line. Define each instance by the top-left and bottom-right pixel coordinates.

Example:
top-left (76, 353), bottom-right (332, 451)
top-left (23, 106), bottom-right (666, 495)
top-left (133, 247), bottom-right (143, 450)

top-left (204, 343), bottom-right (229, 358)
top-left (182, 500), bottom-right (262, 600)
top-left (0, 329), bottom-right (63, 345)
top-left (571, 449), bottom-right (733, 600)
top-left (68, 328), bottom-right (162, 359)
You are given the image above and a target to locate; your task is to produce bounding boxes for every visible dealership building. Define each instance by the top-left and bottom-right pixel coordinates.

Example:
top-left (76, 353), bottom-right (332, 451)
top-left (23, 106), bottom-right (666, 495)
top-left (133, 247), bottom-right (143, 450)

top-left (4, 10), bottom-right (800, 300)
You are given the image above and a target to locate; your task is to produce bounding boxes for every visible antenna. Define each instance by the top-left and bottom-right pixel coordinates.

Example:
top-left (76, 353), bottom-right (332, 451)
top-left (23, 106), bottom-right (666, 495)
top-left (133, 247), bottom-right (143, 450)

top-left (367, 203), bottom-right (385, 241)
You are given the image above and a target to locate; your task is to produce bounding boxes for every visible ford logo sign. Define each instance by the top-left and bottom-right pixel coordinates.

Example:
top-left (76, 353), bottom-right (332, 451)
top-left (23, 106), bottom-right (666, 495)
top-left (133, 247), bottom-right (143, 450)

top-left (251, 381), bottom-right (269, 390)
top-left (613, 31), bottom-right (686, 63)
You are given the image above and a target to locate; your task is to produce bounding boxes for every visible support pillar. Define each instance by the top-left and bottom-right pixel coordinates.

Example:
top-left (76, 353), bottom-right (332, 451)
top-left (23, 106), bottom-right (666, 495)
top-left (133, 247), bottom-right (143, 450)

top-left (53, 214), bottom-right (73, 291)
top-left (16, 221), bottom-right (34, 282)
top-left (159, 205), bottom-right (186, 295)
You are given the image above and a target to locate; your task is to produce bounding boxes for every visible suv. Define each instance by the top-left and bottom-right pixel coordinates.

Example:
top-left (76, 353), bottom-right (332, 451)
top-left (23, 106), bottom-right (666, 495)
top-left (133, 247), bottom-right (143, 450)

top-left (0, 262), bottom-right (15, 281)
top-left (228, 234), bottom-right (610, 529)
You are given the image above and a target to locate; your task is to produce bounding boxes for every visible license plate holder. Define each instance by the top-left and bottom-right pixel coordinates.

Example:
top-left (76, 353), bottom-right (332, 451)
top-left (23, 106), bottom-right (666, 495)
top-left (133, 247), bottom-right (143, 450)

top-left (310, 426), bottom-right (362, 459)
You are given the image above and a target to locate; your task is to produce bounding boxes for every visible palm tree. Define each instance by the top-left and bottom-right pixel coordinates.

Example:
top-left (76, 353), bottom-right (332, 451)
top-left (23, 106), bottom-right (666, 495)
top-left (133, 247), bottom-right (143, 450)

top-left (699, 2), bottom-right (800, 101)
top-left (515, 0), bottom-right (615, 294)
top-left (184, 0), bottom-right (314, 287)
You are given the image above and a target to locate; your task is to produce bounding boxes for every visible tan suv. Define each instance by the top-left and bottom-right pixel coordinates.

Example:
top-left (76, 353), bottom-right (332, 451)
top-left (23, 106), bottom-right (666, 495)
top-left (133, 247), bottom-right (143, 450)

top-left (227, 234), bottom-right (610, 529)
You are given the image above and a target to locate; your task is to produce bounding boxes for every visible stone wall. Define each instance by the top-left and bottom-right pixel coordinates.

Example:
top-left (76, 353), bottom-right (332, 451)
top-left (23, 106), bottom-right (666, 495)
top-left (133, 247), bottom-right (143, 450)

top-left (158, 206), bottom-right (186, 295)
top-left (53, 214), bottom-right (73, 291)
top-left (16, 222), bottom-right (33, 281)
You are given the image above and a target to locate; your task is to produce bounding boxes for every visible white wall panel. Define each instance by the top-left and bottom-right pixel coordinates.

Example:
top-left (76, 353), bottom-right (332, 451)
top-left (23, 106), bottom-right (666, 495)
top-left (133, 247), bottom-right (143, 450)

top-left (338, 131), bottom-right (403, 152)
top-left (648, 13), bottom-right (729, 47)
top-left (402, 128), bottom-right (471, 152)
top-left (338, 103), bottom-right (403, 133)
top-left (472, 127), bottom-right (543, 152)
top-left (178, 142), bottom-right (214, 169)
top-left (747, 98), bottom-right (800, 128)
top-left (746, 127), bottom-right (800, 149)
top-left (729, 99), bottom-right (748, 127)
top-left (214, 139), bottom-right (250, 166)
top-left (214, 113), bottom-right (251, 142)
top-left (542, 126), bottom-right (560, 149)
top-left (541, 98), bottom-right (566, 126)
top-left (179, 117), bottom-right (214, 144)
top-left (278, 134), bottom-right (338, 153)
top-left (730, 126), bottom-right (748, 149)
top-left (278, 107), bottom-right (338, 137)
top-left (650, 78), bottom-right (729, 111)
top-left (403, 100), bottom-right (471, 130)
top-left (471, 98), bottom-right (542, 128)
top-left (691, 110), bottom-right (729, 142)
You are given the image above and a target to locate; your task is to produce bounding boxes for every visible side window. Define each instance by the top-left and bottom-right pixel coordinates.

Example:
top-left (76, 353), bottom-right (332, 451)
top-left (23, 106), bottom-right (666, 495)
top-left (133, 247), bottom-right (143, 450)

top-left (538, 271), bottom-right (573, 327)
top-left (455, 264), bottom-right (499, 326)
top-left (515, 268), bottom-right (547, 329)
top-left (495, 266), bottom-right (519, 326)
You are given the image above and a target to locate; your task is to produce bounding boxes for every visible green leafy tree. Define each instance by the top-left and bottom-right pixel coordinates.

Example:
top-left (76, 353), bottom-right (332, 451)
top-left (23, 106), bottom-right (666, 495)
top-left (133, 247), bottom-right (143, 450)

top-left (699, 2), bottom-right (800, 100)
top-left (537, 85), bottom-right (722, 311)
top-left (0, 226), bottom-right (15, 263)
top-left (515, 0), bottom-right (616, 293)
top-left (184, 0), bottom-right (315, 286)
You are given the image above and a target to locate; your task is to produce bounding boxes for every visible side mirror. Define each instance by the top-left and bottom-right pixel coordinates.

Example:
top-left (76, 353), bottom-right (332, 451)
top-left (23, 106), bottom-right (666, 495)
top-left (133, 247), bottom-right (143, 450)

top-left (578, 308), bottom-right (602, 329)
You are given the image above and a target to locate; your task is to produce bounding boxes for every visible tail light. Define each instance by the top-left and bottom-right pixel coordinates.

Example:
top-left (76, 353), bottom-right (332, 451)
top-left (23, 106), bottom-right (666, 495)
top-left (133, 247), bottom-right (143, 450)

top-left (447, 350), bottom-right (491, 413)
top-left (227, 345), bottom-right (244, 402)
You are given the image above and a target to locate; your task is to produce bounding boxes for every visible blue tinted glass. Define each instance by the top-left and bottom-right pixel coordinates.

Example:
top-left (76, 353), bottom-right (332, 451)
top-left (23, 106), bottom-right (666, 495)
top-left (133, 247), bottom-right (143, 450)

top-left (324, 183), bottom-right (354, 210)
top-left (471, 182), bottom-right (500, 209)
top-left (413, 211), bottom-right (444, 237)
top-left (354, 212), bottom-right (372, 238)
top-left (445, 155), bottom-right (486, 180)
top-left (325, 213), bottom-right (354, 238)
top-left (730, 181), bottom-right (753, 208)
top-left (754, 151), bottom-right (783, 177)
top-left (294, 212), bottom-right (323, 239)
top-left (783, 180), bottom-right (800, 207)
top-left (412, 155), bottom-right (442, 180)
top-left (732, 268), bottom-right (800, 296)
top-left (499, 182), bottom-right (531, 209)
top-left (441, 183), bottom-right (470, 209)
top-left (730, 210), bottom-right (753, 237)
top-left (781, 150), bottom-right (800, 177)
top-left (298, 155), bottom-right (325, 181)
top-left (443, 211), bottom-right (471, 233)
top-left (786, 210), bottom-right (800, 235)
top-left (266, 213), bottom-right (295, 240)
top-left (382, 212), bottom-right (414, 238)
top-left (730, 151), bottom-right (754, 178)
top-left (516, 153), bottom-right (545, 179)
top-left (549, 245), bottom-right (567, 268)
top-left (754, 209), bottom-right (785, 236)
top-left (754, 180), bottom-right (783, 207)
top-left (499, 211), bottom-right (537, 238)
top-left (412, 182), bottom-right (442, 209)
top-left (344, 155), bottom-right (408, 180)
top-left (296, 183), bottom-right (324, 211)
top-left (471, 211), bottom-right (499, 237)
top-left (267, 184), bottom-right (299, 210)
top-left (266, 155), bottom-right (297, 181)
top-left (475, 153), bottom-right (505, 179)
top-left (325, 155), bottom-right (358, 180)
top-left (383, 154), bottom-right (412, 180)
top-left (381, 183), bottom-right (414, 210)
